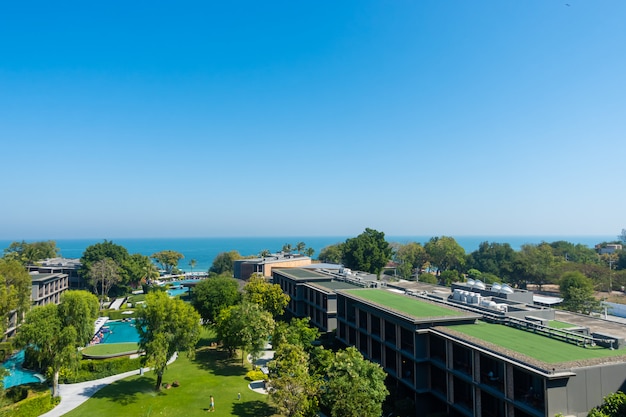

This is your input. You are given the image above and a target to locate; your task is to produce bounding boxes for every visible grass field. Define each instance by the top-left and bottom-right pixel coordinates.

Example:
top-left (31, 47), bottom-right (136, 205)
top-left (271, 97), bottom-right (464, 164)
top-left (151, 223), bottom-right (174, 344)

top-left (548, 320), bottom-right (576, 329)
top-left (81, 343), bottom-right (139, 357)
top-left (448, 321), bottom-right (625, 363)
top-left (344, 289), bottom-right (465, 318)
top-left (63, 330), bottom-right (276, 417)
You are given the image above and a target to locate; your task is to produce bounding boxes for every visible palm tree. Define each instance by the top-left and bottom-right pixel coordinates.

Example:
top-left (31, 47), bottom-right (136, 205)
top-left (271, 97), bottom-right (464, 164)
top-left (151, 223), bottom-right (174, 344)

top-left (259, 249), bottom-right (271, 258)
top-left (305, 247), bottom-right (315, 258)
top-left (189, 259), bottom-right (197, 275)
top-left (296, 242), bottom-right (306, 254)
top-left (282, 243), bottom-right (293, 254)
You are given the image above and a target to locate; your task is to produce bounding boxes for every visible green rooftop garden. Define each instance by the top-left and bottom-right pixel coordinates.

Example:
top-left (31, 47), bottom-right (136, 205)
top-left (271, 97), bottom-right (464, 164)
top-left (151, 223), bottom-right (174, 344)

top-left (448, 321), bottom-right (625, 363)
top-left (548, 320), bottom-right (576, 329)
top-left (344, 289), bottom-right (465, 319)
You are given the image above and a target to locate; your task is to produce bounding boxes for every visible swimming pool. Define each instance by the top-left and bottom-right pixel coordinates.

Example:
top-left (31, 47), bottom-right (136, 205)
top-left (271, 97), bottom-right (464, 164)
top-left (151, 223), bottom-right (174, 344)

top-left (99, 320), bottom-right (141, 344)
top-left (2, 350), bottom-right (44, 389)
top-left (167, 284), bottom-right (190, 297)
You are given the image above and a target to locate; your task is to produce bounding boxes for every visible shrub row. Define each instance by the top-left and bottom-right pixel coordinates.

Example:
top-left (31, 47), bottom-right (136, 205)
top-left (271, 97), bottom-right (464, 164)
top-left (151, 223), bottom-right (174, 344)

top-left (0, 384), bottom-right (57, 417)
top-left (99, 309), bottom-right (136, 320)
top-left (60, 356), bottom-right (142, 383)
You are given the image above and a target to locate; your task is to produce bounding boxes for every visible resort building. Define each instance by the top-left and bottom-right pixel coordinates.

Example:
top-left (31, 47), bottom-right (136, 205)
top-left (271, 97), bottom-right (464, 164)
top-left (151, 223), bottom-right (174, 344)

top-left (30, 271), bottom-right (69, 307)
top-left (233, 253), bottom-right (311, 280)
top-left (273, 267), bottom-right (626, 417)
top-left (272, 266), bottom-right (379, 332)
top-left (28, 257), bottom-right (84, 290)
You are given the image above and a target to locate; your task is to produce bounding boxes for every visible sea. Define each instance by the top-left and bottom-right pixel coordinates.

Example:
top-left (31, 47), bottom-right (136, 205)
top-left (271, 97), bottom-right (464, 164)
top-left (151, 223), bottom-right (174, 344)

top-left (0, 235), bottom-right (614, 273)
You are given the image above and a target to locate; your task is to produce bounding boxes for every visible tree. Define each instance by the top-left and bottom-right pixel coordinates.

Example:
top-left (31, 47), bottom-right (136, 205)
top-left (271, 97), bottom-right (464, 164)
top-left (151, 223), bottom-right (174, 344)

top-left (424, 236), bottom-right (466, 273)
top-left (394, 242), bottom-right (428, 280)
top-left (618, 229), bottom-right (626, 245)
top-left (322, 347), bottom-right (389, 417)
top-left (343, 228), bottom-right (392, 278)
top-left (0, 259), bottom-right (31, 336)
top-left (151, 250), bottom-right (184, 274)
top-left (440, 269), bottom-right (460, 286)
top-left (243, 275), bottom-right (289, 317)
top-left (215, 301), bottom-right (274, 364)
top-left (512, 243), bottom-right (559, 290)
top-left (549, 240), bottom-right (599, 264)
top-left (282, 243), bottom-right (293, 254)
top-left (468, 241), bottom-right (516, 280)
top-left (191, 276), bottom-right (241, 323)
top-left (588, 391), bottom-right (626, 417)
top-left (560, 271), bottom-right (601, 314)
top-left (189, 259), bottom-right (197, 274)
top-left (259, 249), bottom-right (271, 258)
top-left (271, 317), bottom-right (320, 352)
top-left (56, 290), bottom-right (99, 346)
top-left (87, 258), bottom-right (121, 307)
top-left (305, 247), bottom-right (315, 258)
top-left (136, 291), bottom-right (201, 391)
top-left (318, 243), bottom-right (344, 264)
top-left (210, 250), bottom-right (242, 275)
top-left (295, 242), bottom-right (306, 254)
top-left (80, 240), bottom-right (131, 290)
top-left (16, 290), bottom-right (98, 397)
top-left (269, 343), bottom-right (320, 417)
top-left (125, 253), bottom-right (158, 289)
top-left (3, 240), bottom-right (60, 265)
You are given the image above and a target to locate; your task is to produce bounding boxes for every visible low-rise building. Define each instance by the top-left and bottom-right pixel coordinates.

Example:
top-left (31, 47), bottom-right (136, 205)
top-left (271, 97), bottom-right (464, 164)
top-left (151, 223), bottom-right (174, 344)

top-left (273, 268), bottom-right (626, 417)
top-left (30, 272), bottom-right (69, 307)
top-left (29, 257), bottom-right (84, 290)
top-left (234, 253), bottom-right (311, 280)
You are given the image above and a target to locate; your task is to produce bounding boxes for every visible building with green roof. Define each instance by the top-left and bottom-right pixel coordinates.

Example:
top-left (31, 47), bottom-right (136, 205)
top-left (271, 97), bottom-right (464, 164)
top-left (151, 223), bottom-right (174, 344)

top-left (273, 267), bottom-right (626, 417)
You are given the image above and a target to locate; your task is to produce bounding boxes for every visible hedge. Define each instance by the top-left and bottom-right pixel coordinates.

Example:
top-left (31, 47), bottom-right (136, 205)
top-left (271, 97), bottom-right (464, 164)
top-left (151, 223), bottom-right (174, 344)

top-left (0, 384), bottom-right (57, 417)
top-left (60, 356), bottom-right (142, 383)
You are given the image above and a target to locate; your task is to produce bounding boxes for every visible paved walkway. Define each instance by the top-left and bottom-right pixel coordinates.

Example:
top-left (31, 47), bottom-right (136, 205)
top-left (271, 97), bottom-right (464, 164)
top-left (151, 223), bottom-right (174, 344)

top-left (247, 344), bottom-right (274, 395)
top-left (39, 368), bottom-right (142, 417)
top-left (39, 353), bottom-right (177, 417)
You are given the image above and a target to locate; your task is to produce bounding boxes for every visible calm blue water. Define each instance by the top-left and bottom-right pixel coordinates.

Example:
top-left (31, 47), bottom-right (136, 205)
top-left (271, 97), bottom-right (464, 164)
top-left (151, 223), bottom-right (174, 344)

top-left (2, 350), bottom-right (43, 389)
top-left (100, 320), bottom-right (140, 344)
top-left (0, 235), bottom-right (613, 272)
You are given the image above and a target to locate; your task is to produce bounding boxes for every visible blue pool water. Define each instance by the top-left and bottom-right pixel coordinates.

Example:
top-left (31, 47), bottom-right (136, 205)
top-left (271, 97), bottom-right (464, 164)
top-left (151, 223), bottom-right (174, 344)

top-left (100, 320), bottom-right (141, 344)
top-left (167, 284), bottom-right (190, 297)
top-left (2, 350), bottom-right (44, 389)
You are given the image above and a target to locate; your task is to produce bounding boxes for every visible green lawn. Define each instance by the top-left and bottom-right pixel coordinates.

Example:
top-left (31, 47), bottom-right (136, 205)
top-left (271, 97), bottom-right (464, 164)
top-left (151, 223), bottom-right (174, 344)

top-left (448, 321), bottom-right (625, 363)
top-left (344, 289), bottom-right (464, 319)
top-left (64, 330), bottom-right (276, 417)
top-left (548, 320), bottom-right (576, 329)
top-left (81, 343), bottom-right (139, 357)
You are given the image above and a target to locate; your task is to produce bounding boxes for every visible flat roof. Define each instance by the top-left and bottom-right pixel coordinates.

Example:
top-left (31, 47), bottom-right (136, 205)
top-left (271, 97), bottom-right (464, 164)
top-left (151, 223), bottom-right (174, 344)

top-left (342, 289), bottom-right (469, 320)
top-left (274, 268), bottom-right (328, 280)
top-left (30, 272), bottom-right (66, 282)
top-left (441, 321), bottom-right (626, 367)
top-left (310, 280), bottom-right (363, 291)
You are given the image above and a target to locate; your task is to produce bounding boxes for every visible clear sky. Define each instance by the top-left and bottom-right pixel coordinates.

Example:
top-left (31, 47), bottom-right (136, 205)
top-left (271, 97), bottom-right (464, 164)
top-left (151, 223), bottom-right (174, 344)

top-left (1, 1), bottom-right (624, 240)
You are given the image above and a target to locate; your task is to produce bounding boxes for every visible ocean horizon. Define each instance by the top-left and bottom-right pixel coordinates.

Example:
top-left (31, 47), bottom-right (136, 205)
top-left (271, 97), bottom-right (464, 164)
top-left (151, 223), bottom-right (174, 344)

top-left (0, 235), bottom-right (616, 273)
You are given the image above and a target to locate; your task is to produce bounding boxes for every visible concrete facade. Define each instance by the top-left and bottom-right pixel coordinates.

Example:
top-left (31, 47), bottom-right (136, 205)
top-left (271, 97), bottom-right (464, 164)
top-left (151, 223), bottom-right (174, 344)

top-left (30, 272), bottom-right (69, 307)
top-left (273, 268), bottom-right (626, 417)
top-left (234, 253), bottom-right (311, 280)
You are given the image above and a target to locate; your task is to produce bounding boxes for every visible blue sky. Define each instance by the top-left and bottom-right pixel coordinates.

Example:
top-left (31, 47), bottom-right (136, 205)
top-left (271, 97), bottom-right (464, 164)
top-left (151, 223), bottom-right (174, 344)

top-left (1, 1), bottom-right (624, 239)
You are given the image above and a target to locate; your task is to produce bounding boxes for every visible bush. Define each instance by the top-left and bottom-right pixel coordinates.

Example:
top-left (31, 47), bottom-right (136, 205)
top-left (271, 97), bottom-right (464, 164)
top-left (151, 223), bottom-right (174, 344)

top-left (0, 342), bottom-right (13, 361)
top-left (0, 384), bottom-right (55, 417)
top-left (245, 370), bottom-right (267, 381)
top-left (60, 356), bottom-right (142, 383)
top-left (100, 309), bottom-right (136, 321)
